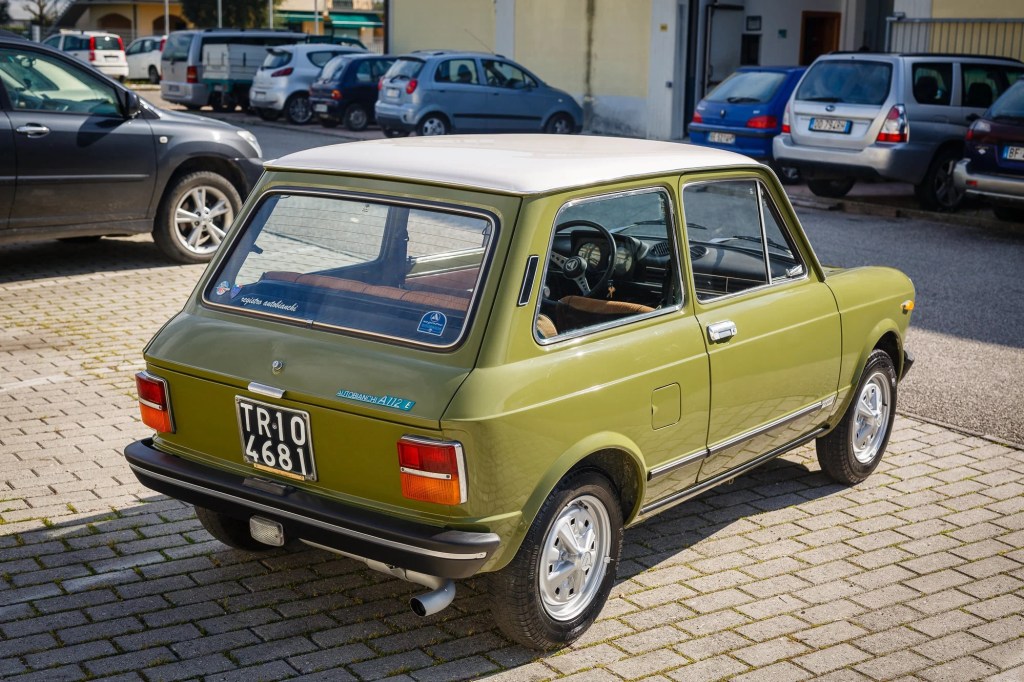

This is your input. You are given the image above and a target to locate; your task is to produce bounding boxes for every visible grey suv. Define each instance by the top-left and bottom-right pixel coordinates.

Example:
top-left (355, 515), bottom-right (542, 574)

top-left (375, 50), bottom-right (582, 136)
top-left (773, 53), bottom-right (1024, 210)
top-left (0, 33), bottom-right (263, 263)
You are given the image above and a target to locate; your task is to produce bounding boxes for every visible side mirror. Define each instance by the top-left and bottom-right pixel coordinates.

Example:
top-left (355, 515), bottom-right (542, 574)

top-left (121, 89), bottom-right (143, 119)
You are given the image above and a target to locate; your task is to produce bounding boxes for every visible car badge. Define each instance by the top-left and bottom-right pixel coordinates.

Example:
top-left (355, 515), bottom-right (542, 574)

top-left (271, 360), bottom-right (284, 375)
top-left (719, 108), bottom-right (726, 118)
top-left (826, 104), bottom-right (836, 112)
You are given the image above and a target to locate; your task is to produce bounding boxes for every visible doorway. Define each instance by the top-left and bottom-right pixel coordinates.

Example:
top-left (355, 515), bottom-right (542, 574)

top-left (800, 11), bottom-right (841, 65)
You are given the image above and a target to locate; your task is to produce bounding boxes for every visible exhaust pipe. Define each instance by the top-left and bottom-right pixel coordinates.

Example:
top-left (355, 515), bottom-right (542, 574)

top-left (410, 579), bottom-right (455, 617)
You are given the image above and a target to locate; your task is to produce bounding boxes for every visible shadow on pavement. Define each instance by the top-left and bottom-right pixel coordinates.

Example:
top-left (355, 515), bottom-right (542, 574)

top-left (0, 236), bottom-right (186, 285)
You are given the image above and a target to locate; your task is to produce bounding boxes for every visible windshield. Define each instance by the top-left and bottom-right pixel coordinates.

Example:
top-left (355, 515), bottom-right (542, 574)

top-left (162, 33), bottom-right (192, 61)
top-left (385, 58), bottom-right (423, 80)
top-left (797, 60), bottom-right (892, 105)
top-left (990, 81), bottom-right (1024, 119)
top-left (206, 193), bottom-right (496, 348)
top-left (706, 71), bottom-right (786, 103)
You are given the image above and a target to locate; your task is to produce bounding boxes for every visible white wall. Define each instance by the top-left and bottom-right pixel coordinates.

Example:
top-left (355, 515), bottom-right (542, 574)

top-left (745, 0), bottom-right (846, 66)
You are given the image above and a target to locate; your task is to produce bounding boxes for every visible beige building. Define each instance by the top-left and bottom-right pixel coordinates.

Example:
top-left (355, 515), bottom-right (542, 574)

top-left (55, 0), bottom-right (187, 40)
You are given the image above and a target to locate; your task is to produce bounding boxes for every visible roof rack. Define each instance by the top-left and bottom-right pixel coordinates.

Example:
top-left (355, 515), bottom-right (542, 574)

top-left (826, 50), bottom-right (1022, 62)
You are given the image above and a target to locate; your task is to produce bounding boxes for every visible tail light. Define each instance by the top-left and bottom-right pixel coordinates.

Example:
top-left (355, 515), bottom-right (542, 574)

top-left (405, 78), bottom-right (418, 95)
top-left (117, 36), bottom-right (124, 50)
top-left (88, 36), bottom-right (96, 62)
top-left (397, 436), bottom-right (466, 505)
top-left (876, 104), bottom-right (909, 143)
top-left (136, 372), bottom-right (173, 433)
top-left (331, 89), bottom-right (342, 100)
top-left (271, 67), bottom-right (293, 77)
top-left (377, 77), bottom-right (384, 91)
top-left (159, 37), bottom-right (166, 51)
top-left (747, 114), bottom-right (778, 129)
top-left (781, 105), bottom-right (791, 134)
top-left (966, 119), bottom-right (991, 143)
top-left (692, 111), bottom-right (703, 123)
top-left (186, 65), bottom-right (198, 83)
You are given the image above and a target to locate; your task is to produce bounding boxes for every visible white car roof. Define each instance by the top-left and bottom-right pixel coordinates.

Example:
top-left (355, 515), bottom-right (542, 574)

top-left (266, 135), bottom-right (758, 194)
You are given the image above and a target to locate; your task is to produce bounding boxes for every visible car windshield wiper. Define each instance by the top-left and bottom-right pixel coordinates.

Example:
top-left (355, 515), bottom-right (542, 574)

top-left (803, 96), bottom-right (843, 103)
top-left (726, 96), bottom-right (760, 103)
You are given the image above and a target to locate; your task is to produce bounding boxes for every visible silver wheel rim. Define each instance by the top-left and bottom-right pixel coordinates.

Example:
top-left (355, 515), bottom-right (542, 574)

top-left (289, 97), bottom-right (311, 123)
top-left (852, 371), bottom-right (891, 464)
top-left (552, 117), bottom-right (571, 134)
top-left (538, 494), bottom-right (610, 622)
top-left (420, 117), bottom-right (446, 135)
top-left (173, 185), bottom-right (233, 256)
top-left (935, 158), bottom-right (963, 207)
top-left (348, 107), bottom-right (367, 128)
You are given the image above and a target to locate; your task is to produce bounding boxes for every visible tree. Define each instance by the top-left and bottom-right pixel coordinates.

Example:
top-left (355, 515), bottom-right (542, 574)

top-left (0, 0), bottom-right (11, 24)
top-left (21, 0), bottom-right (60, 26)
top-left (180, 0), bottom-right (278, 29)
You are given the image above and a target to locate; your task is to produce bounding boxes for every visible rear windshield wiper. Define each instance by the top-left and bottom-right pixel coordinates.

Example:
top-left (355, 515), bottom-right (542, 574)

top-left (726, 96), bottom-right (760, 103)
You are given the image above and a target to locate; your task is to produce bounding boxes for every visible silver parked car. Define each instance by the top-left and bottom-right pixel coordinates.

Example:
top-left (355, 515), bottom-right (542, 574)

top-left (773, 52), bottom-right (1024, 210)
top-left (375, 50), bottom-right (582, 136)
top-left (250, 43), bottom-right (365, 124)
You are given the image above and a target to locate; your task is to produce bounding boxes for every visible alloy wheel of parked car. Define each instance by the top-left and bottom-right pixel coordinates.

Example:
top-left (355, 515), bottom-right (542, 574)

top-left (147, 65), bottom-right (160, 84)
top-left (806, 178), bottom-right (855, 199)
top-left (344, 104), bottom-right (369, 131)
top-left (417, 114), bottom-right (449, 136)
top-left (285, 93), bottom-right (313, 125)
top-left (816, 349), bottom-right (897, 485)
top-left (154, 171), bottom-right (241, 264)
top-left (915, 147), bottom-right (964, 211)
top-left (545, 113), bottom-right (574, 134)
top-left (490, 470), bottom-right (623, 650)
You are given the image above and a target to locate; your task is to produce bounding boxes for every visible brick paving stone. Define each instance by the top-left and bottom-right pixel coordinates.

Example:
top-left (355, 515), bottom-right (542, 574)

top-left (794, 642), bottom-right (871, 674)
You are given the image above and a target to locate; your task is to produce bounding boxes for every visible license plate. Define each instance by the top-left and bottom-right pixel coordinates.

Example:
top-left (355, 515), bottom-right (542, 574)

top-left (236, 397), bottom-right (316, 481)
top-left (386, 87), bottom-right (399, 97)
top-left (708, 131), bottom-right (735, 144)
top-left (1005, 146), bottom-right (1024, 161)
top-left (251, 90), bottom-right (266, 99)
top-left (810, 117), bottom-right (852, 133)
top-left (214, 84), bottom-right (225, 92)
top-left (314, 103), bottom-right (328, 113)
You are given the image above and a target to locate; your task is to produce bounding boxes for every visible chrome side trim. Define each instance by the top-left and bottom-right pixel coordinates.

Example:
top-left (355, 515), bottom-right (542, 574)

top-left (248, 382), bottom-right (285, 399)
top-left (708, 400), bottom-right (825, 456)
top-left (648, 449), bottom-right (710, 480)
top-left (128, 463), bottom-right (489, 560)
top-left (639, 425), bottom-right (828, 517)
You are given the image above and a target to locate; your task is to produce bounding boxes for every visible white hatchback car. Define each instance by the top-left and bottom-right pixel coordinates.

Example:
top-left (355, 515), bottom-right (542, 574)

top-left (250, 43), bottom-right (365, 124)
top-left (126, 35), bottom-right (165, 83)
top-left (42, 30), bottom-right (129, 81)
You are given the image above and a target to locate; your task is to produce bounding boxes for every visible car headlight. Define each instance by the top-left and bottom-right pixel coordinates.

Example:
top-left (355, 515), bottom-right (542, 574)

top-left (236, 130), bottom-right (262, 158)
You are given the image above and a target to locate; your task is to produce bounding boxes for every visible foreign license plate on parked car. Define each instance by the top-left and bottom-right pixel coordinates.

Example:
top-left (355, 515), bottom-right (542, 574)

top-left (386, 87), bottom-right (399, 97)
top-left (236, 397), bottom-right (316, 481)
top-left (1004, 146), bottom-right (1024, 161)
top-left (809, 117), bottom-right (852, 134)
top-left (314, 103), bottom-right (328, 113)
top-left (708, 131), bottom-right (735, 144)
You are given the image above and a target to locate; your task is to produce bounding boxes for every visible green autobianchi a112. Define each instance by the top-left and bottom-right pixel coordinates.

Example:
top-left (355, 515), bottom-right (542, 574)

top-left (125, 135), bottom-right (915, 650)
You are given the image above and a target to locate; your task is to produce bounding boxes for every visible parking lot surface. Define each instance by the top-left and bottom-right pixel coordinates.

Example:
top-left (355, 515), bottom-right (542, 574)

top-left (2, 235), bottom-right (1024, 682)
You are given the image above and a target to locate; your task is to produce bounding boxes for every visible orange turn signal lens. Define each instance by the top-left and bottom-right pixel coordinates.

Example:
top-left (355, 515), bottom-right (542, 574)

top-left (397, 436), bottom-right (466, 505)
top-left (901, 299), bottom-right (915, 313)
top-left (136, 371), bottom-right (173, 433)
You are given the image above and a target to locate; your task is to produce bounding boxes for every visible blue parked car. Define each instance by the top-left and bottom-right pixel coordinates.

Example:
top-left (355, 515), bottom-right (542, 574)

top-left (690, 66), bottom-right (805, 181)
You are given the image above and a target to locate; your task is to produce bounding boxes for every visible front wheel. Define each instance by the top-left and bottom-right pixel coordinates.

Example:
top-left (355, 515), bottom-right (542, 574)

top-left (153, 171), bottom-right (241, 264)
top-left (544, 113), bottom-right (575, 134)
top-left (256, 107), bottom-right (281, 122)
top-left (915, 146), bottom-right (964, 211)
top-left (816, 349), bottom-right (898, 485)
top-left (148, 65), bottom-right (160, 85)
top-left (285, 93), bottom-right (313, 125)
top-left (490, 470), bottom-right (623, 650)
top-left (807, 178), bottom-right (855, 198)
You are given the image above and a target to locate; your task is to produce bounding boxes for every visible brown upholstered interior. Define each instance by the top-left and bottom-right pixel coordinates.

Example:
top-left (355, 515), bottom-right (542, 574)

top-left (554, 295), bottom-right (655, 333)
top-left (260, 271), bottom-right (470, 312)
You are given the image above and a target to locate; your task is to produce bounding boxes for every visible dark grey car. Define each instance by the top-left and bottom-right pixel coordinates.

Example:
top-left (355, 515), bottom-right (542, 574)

top-left (0, 33), bottom-right (263, 263)
top-left (374, 50), bottom-right (583, 136)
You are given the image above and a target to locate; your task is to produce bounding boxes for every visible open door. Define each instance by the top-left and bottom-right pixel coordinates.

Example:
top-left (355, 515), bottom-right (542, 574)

top-left (800, 11), bottom-right (841, 65)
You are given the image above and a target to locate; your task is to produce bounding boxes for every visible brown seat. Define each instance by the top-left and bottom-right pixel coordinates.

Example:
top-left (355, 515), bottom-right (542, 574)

top-left (259, 272), bottom-right (470, 312)
top-left (554, 295), bottom-right (655, 333)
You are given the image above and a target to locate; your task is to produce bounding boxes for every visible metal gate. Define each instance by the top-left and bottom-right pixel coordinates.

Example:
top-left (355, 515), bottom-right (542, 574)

top-left (886, 17), bottom-right (1024, 60)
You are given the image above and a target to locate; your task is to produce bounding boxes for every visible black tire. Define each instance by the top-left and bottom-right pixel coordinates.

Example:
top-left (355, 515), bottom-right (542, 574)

top-left (382, 126), bottom-right (410, 138)
top-left (773, 164), bottom-right (802, 185)
top-left (209, 92), bottom-right (236, 113)
top-left (285, 93), bottom-right (313, 125)
top-left (417, 113), bottom-right (449, 136)
top-left (816, 349), bottom-right (898, 485)
top-left (807, 178), bottom-right (855, 198)
top-left (490, 470), bottom-right (623, 650)
top-left (256, 107), bottom-right (281, 122)
top-left (185, 104), bottom-right (203, 111)
top-left (319, 117), bottom-right (340, 129)
top-left (343, 103), bottom-right (369, 131)
top-left (153, 171), bottom-right (241, 264)
top-left (915, 146), bottom-right (964, 211)
top-left (194, 506), bottom-right (270, 551)
top-left (148, 65), bottom-right (160, 85)
top-left (544, 113), bottom-right (575, 134)
top-left (992, 204), bottom-right (1024, 222)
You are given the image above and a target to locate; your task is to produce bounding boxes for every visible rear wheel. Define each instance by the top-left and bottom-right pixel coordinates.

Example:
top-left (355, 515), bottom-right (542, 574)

top-left (194, 506), bottom-right (270, 551)
top-left (915, 146), bottom-right (964, 211)
top-left (816, 349), bottom-right (897, 485)
top-left (490, 470), bottom-right (623, 650)
top-left (256, 107), bottom-right (281, 122)
top-left (147, 65), bottom-right (160, 84)
top-left (417, 113), bottom-right (449, 136)
top-left (285, 93), bottom-right (313, 124)
top-left (382, 126), bottom-right (410, 138)
top-left (807, 178), bottom-right (855, 198)
top-left (344, 103), bottom-right (369, 131)
top-left (153, 171), bottom-right (241, 264)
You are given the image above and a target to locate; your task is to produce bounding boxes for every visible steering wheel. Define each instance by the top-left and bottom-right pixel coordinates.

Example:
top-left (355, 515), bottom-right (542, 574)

top-left (549, 219), bottom-right (617, 298)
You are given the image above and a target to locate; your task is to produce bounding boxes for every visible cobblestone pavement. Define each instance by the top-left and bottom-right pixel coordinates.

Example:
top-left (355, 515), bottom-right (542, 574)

top-left (1, 236), bottom-right (1023, 682)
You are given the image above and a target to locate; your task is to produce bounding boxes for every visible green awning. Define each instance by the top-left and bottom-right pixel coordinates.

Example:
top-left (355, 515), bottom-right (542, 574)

top-left (277, 11), bottom-right (382, 28)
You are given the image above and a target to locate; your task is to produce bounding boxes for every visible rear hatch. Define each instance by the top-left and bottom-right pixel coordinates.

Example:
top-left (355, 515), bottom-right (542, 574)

top-left (161, 31), bottom-right (195, 86)
top-left (145, 184), bottom-right (515, 512)
top-left (90, 34), bottom-right (127, 69)
top-left (310, 54), bottom-right (353, 102)
top-left (975, 84), bottom-right (1024, 175)
top-left (378, 57), bottom-right (425, 106)
top-left (252, 48), bottom-right (292, 92)
top-left (788, 58), bottom-right (893, 151)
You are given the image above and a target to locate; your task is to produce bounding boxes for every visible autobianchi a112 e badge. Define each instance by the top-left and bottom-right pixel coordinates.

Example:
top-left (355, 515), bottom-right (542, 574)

top-left (336, 389), bottom-right (416, 411)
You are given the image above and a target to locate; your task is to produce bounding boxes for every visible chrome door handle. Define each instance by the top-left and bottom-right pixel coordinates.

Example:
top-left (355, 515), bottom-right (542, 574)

top-left (707, 320), bottom-right (737, 342)
top-left (15, 124), bottom-right (50, 137)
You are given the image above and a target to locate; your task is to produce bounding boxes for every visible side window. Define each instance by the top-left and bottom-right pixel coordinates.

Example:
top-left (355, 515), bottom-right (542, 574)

top-left (435, 59), bottom-right (478, 85)
top-left (961, 64), bottom-right (1023, 108)
top-left (0, 48), bottom-right (122, 117)
top-left (354, 60), bottom-right (374, 83)
top-left (535, 189), bottom-right (681, 341)
top-left (309, 51), bottom-right (338, 68)
top-left (683, 179), bottom-right (804, 302)
top-left (43, 36), bottom-right (61, 48)
top-left (374, 60), bottom-right (396, 79)
top-left (912, 63), bottom-right (952, 105)
top-left (481, 59), bottom-right (537, 88)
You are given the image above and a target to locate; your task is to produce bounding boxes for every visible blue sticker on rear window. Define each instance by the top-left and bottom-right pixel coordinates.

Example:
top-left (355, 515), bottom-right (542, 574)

top-left (417, 311), bottom-right (447, 336)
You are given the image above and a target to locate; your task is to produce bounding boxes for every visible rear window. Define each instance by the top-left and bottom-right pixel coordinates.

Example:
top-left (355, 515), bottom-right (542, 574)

top-left (262, 50), bottom-right (292, 69)
top-left (385, 58), bottom-right (423, 80)
top-left (796, 60), bottom-right (892, 106)
top-left (205, 193), bottom-right (496, 348)
top-left (705, 71), bottom-right (786, 103)
top-left (989, 81), bottom-right (1024, 119)
top-left (92, 35), bottom-right (122, 51)
top-left (163, 33), bottom-right (193, 61)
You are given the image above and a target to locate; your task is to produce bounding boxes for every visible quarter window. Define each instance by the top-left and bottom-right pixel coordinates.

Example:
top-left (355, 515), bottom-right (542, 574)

top-left (435, 59), bottom-right (478, 85)
top-left (683, 180), bottom-right (804, 302)
top-left (962, 64), bottom-right (1024, 109)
